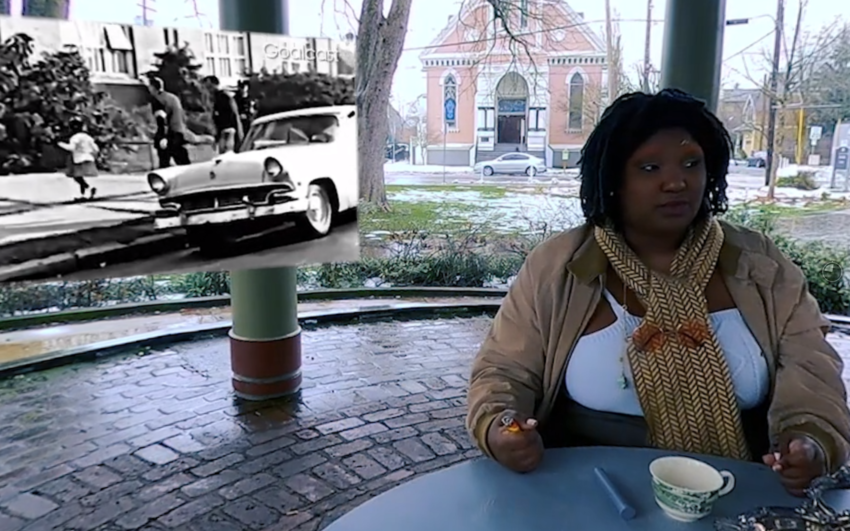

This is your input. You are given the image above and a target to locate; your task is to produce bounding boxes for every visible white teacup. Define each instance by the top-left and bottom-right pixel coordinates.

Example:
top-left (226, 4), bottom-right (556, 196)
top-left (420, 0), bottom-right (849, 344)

top-left (649, 456), bottom-right (736, 522)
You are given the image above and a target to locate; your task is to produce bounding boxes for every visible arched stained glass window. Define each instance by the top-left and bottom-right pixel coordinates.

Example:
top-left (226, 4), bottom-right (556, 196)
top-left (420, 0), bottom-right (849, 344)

top-left (444, 74), bottom-right (457, 129)
top-left (568, 72), bottom-right (584, 131)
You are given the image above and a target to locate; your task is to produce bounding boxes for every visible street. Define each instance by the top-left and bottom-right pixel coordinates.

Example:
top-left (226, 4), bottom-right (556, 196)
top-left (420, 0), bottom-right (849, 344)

top-left (383, 162), bottom-right (770, 186)
top-left (0, 172), bottom-right (360, 279)
top-left (384, 166), bottom-right (772, 188)
top-left (29, 220), bottom-right (360, 281)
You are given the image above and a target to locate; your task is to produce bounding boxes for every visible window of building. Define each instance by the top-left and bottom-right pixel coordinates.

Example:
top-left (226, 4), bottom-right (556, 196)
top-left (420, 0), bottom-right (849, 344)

top-left (203, 32), bottom-right (248, 79)
top-left (520, 0), bottom-right (528, 28)
top-left (568, 73), bottom-right (585, 132)
top-left (84, 25), bottom-right (134, 76)
top-left (529, 107), bottom-right (546, 131)
top-left (163, 28), bottom-right (179, 48)
top-left (444, 75), bottom-right (458, 129)
top-left (477, 107), bottom-right (495, 130)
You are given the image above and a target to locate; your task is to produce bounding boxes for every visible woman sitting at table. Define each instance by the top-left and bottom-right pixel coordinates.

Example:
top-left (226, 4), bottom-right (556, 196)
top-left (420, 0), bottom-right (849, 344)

top-left (466, 88), bottom-right (850, 496)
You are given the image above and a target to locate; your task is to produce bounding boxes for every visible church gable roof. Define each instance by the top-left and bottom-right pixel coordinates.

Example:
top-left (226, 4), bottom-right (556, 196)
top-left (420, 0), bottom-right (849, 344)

top-left (419, 0), bottom-right (606, 61)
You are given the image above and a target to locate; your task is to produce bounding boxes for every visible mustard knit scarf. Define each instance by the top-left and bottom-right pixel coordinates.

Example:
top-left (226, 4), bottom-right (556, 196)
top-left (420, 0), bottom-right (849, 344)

top-left (594, 218), bottom-right (750, 460)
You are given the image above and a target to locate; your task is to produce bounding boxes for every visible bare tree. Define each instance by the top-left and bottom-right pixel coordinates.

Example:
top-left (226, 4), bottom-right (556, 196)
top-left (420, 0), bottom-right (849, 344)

top-left (356, 0), bottom-right (412, 209)
top-left (624, 63), bottom-right (660, 93)
top-left (453, 0), bottom-right (577, 96)
top-left (403, 95), bottom-right (428, 152)
top-left (554, 10), bottom-right (627, 129)
top-left (323, 0), bottom-right (413, 210)
top-left (806, 22), bottom-right (850, 130)
top-left (733, 0), bottom-right (839, 198)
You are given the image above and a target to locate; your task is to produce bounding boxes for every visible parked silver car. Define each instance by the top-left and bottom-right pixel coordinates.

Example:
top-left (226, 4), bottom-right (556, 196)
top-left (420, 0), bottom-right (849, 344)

top-left (473, 153), bottom-right (548, 176)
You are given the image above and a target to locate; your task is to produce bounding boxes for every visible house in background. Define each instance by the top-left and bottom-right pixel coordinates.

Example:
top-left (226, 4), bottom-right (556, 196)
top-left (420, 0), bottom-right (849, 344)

top-left (419, 0), bottom-right (607, 168)
top-left (718, 87), bottom-right (766, 158)
top-left (718, 85), bottom-right (833, 164)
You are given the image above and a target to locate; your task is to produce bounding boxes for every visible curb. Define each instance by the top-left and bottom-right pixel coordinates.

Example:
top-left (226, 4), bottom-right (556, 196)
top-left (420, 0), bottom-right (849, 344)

top-left (0, 231), bottom-right (187, 282)
top-left (0, 301), bottom-right (500, 378)
top-left (0, 215), bottom-right (157, 267)
top-left (3, 293), bottom-right (850, 379)
top-left (0, 287), bottom-right (509, 330)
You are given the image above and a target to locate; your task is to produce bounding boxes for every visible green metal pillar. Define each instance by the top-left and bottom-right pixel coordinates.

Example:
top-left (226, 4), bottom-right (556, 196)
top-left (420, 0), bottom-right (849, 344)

top-left (659, 0), bottom-right (727, 112)
top-left (220, 0), bottom-right (301, 400)
top-left (219, 0), bottom-right (289, 35)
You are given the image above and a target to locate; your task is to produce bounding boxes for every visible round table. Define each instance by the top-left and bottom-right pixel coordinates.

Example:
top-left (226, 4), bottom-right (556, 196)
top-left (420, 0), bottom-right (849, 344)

top-left (324, 447), bottom-right (850, 530)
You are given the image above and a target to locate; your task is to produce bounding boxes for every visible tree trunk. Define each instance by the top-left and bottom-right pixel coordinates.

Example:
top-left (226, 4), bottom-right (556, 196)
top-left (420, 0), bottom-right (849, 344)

top-left (767, 110), bottom-right (787, 200)
top-left (355, 0), bottom-right (413, 209)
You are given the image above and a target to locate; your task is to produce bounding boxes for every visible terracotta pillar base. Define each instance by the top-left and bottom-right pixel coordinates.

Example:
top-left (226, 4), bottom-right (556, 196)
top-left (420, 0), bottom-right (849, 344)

top-left (229, 328), bottom-right (302, 400)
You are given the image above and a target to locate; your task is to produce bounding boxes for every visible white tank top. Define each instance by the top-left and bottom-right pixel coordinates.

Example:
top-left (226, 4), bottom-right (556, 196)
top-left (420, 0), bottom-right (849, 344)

top-left (565, 290), bottom-right (769, 416)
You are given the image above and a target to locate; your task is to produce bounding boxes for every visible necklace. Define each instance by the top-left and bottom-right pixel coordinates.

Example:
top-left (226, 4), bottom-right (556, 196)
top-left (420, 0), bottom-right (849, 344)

top-left (617, 282), bottom-right (630, 390)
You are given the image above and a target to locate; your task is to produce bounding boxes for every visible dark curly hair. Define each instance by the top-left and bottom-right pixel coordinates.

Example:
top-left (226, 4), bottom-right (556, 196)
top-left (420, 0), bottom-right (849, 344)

top-left (578, 88), bottom-right (732, 228)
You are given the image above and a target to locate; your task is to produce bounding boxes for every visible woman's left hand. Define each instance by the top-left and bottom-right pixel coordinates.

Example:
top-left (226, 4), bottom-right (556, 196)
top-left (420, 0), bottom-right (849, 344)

top-left (762, 435), bottom-right (826, 496)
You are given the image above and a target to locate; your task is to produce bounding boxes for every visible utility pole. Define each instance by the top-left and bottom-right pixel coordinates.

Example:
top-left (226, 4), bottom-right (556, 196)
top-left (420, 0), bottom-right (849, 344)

top-left (763, 0), bottom-right (784, 188)
top-left (137, 0), bottom-right (156, 26)
top-left (605, 0), bottom-right (617, 102)
top-left (643, 0), bottom-right (653, 92)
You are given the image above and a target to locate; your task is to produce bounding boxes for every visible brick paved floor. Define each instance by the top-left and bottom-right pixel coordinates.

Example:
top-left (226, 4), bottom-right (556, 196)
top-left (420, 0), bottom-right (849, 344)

top-left (1, 315), bottom-right (849, 531)
top-left (0, 316), bottom-right (492, 531)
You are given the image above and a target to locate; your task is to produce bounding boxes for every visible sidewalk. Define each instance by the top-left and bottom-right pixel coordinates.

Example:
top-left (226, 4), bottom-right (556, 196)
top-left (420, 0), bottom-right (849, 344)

top-left (0, 173), bottom-right (151, 205)
top-left (0, 300), bottom-right (849, 530)
top-left (0, 173), bottom-right (157, 247)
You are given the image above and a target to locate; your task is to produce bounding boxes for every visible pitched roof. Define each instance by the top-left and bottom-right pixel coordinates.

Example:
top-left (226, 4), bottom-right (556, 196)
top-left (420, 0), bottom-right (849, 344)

top-left (419, 0), bottom-right (605, 61)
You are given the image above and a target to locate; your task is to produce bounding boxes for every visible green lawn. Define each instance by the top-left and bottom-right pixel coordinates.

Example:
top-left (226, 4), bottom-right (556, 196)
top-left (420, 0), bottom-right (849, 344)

top-left (360, 185), bottom-right (521, 233)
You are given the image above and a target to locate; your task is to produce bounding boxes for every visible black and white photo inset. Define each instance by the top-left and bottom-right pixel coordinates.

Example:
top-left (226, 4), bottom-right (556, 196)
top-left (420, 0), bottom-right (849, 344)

top-left (0, 16), bottom-right (358, 283)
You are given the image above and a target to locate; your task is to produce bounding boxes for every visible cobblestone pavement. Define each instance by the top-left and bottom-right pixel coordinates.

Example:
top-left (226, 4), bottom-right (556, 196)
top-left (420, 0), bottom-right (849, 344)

top-left (1, 316), bottom-right (849, 531)
top-left (0, 316), bottom-right (492, 531)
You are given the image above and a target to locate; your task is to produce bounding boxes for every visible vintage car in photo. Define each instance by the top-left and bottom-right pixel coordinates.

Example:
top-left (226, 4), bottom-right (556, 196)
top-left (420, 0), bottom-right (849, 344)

top-left (148, 105), bottom-right (357, 251)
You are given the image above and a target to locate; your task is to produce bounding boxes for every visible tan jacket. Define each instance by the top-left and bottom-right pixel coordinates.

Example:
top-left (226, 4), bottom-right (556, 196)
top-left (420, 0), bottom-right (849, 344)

top-left (467, 220), bottom-right (850, 471)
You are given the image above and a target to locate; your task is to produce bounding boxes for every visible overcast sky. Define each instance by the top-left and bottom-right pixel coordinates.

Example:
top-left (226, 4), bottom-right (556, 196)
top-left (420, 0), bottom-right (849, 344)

top-left (64, 0), bottom-right (844, 108)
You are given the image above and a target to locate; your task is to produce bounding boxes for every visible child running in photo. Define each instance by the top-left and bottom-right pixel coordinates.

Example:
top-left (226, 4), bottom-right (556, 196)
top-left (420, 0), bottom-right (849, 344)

top-left (58, 118), bottom-right (98, 200)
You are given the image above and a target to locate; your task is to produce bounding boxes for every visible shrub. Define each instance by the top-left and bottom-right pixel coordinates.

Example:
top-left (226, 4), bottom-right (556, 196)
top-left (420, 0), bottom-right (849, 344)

top-left (725, 205), bottom-right (850, 315)
top-left (0, 34), bottom-right (141, 173)
top-left (776, 170), bottom-right (819, 190)
top-left (245, 70), bottom-right (354, 117)
top-left (0, 277), bottom-right (163, 316)
top-left (172, 272), bottom-right (230, 298)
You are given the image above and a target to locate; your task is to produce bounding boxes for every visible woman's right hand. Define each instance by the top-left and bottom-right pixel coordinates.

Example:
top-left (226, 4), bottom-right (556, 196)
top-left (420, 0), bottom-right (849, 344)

top-left (486, 410), bottom-right (544, 473)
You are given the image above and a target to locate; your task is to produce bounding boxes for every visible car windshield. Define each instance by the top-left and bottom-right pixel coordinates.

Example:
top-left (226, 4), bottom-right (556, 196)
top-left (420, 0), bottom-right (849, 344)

top-left (239, 114), bottom-right (340, 152)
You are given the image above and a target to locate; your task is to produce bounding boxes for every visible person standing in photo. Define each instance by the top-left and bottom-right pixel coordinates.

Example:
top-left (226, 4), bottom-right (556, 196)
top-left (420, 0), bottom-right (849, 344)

top-left (203, 75), bottom-right (243, 153)
top-left (150, 96), bottom-right (170, 169)
top-left (234, 80), bottom-right (256, 137)
top-left (58, 118), bottom-right (98, 200)
top-left (147, 76), bottom-right (191, 167)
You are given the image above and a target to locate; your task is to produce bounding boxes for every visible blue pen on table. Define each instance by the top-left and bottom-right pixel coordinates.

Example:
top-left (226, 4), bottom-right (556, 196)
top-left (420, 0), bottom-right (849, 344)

top-left (594, 467), bottom-right (636, 521)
